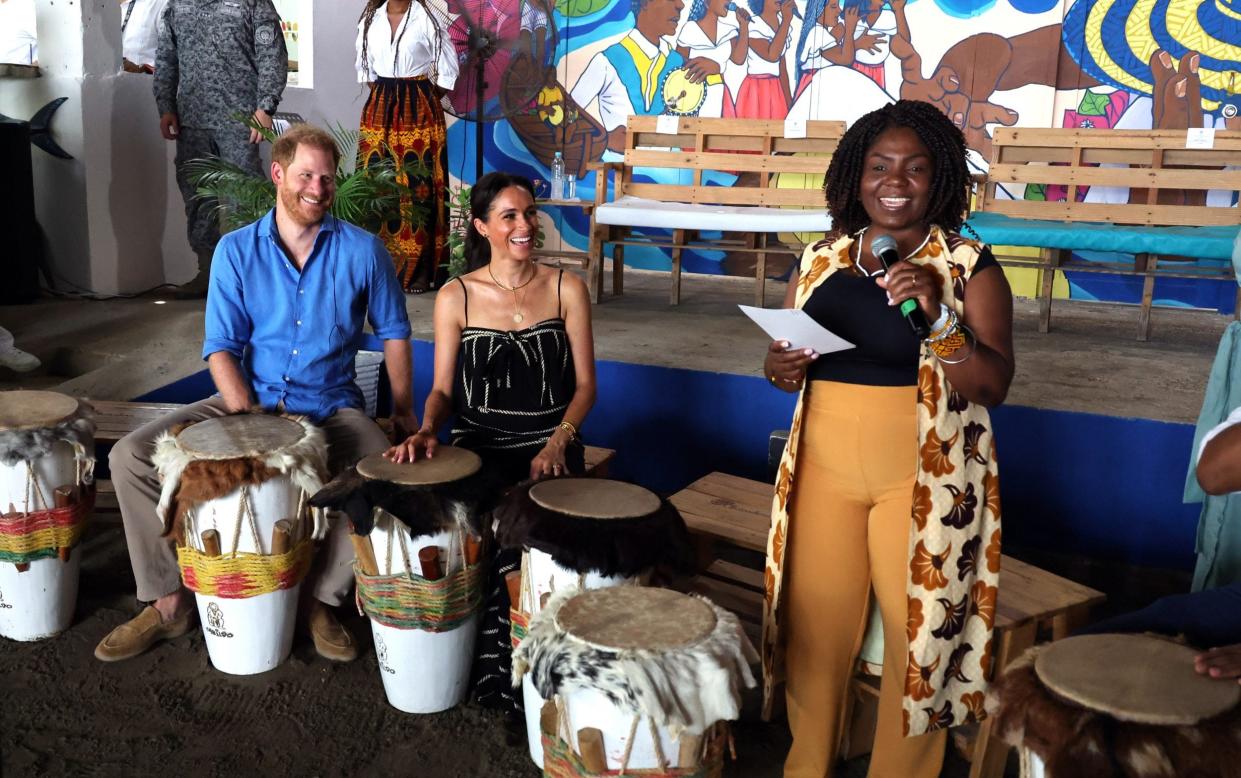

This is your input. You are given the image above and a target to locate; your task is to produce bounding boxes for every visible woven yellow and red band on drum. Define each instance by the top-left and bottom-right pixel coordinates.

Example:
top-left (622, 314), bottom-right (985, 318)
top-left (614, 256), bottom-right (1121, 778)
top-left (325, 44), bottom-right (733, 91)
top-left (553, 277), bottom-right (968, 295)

top-left (510, 606), bottom-right (530, 650)
top-left (539, 726), bottom-right (728, 778)
top-left (0, 491), bottom-right (94, 564)
top-left (176, 537), bottom-right (313, 598)
top-left (354, 560), bottom-right (483, 633)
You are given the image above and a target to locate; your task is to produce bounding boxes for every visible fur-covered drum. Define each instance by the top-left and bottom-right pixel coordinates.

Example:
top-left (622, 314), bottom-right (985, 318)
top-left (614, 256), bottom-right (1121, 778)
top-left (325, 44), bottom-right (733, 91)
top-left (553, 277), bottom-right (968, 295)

top-left (0, 390), bottom-right (95, 641)
top-left (988, 634), bottom-right (1241, 778)
top-left (311, 447), bottom-right (487, 714)
top-left (495, 478), bottom-right (696, 767)
top-left (514, 587), bottom-right (757, 774)
top-left (154, 414), bottom-right (327, 675)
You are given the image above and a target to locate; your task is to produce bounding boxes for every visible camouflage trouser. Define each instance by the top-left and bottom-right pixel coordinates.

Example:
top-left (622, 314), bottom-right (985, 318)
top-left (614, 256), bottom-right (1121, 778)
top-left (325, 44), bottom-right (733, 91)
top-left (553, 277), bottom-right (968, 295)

top-left (174, 124), bottom-right (261, 255)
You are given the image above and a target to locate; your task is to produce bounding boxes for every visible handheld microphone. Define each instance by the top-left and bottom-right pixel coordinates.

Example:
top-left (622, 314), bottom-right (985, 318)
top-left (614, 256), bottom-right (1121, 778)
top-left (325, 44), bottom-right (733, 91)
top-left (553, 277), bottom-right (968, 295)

top-left (870, 234), bottom-right (931, 339)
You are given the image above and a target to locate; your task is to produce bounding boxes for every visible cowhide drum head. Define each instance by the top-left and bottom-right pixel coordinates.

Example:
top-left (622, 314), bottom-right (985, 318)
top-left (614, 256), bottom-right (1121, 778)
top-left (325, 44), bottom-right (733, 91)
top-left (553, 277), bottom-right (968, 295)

top-left (0, 390), bottom-right (79, 431)
top-left (177, 415), bottom-right (305, 459)
top-left (1035, 633), bottom-right (1241, 725)
top-left (356, 446), bottom-right (482, 486)
top-left (529, 478), bottom-right (661, 520)
top-left (555, 587), bottom-right (717, 652)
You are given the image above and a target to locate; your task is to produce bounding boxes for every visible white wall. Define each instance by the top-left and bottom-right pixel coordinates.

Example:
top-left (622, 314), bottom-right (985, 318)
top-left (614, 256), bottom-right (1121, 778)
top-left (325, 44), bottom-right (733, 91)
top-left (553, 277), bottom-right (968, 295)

top-left (0, 0), bottom-right (381, 296)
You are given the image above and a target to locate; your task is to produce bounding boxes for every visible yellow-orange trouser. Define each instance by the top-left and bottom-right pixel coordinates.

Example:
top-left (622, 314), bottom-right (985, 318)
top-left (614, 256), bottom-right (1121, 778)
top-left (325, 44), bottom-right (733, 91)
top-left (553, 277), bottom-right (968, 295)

top-left (783, 381), bottom-right (947, 778)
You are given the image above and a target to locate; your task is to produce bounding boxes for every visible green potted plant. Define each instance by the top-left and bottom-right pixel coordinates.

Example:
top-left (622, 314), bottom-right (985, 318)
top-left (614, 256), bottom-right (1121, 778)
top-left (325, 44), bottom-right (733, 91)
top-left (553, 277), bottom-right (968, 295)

top-left (183, 119), bottom-right (429, 235)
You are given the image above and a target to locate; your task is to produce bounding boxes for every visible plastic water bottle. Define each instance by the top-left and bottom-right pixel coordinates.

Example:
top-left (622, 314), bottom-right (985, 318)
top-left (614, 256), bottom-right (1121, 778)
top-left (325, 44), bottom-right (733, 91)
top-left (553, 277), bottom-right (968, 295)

top-left (550, 152), bottom-right (565, 200)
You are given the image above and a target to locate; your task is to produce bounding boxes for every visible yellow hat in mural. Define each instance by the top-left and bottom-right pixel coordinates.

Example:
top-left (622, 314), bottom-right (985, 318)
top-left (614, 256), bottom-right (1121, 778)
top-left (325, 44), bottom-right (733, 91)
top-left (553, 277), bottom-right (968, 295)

top-left (1063, 0), bottom-right (1241, 111)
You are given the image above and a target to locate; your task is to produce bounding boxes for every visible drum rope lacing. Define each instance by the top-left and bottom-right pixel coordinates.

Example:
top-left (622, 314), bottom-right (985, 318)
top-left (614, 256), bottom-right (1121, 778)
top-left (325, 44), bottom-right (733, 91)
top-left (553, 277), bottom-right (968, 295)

top-left (354, 516), bottom-right (483, 632)
top-left (176, 484), bottom-right (313, 598)
top-left (0, 457), bottom-right (94, 564)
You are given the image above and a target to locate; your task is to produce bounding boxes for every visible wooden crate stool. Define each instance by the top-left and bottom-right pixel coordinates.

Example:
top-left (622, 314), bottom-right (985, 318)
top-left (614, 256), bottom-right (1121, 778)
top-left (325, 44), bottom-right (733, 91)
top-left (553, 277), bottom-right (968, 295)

top-left (670, 471), bottom-right (1105, 778)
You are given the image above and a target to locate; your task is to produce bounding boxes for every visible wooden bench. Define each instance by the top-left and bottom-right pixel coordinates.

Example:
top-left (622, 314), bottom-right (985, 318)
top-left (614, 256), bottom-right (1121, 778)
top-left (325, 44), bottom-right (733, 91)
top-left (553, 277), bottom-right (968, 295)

top-left (670, 471), bottom-right (1105, 778)
top-left (90, 400), bottom-right (617, 512)
top-left (968, 127), bottom-right (1241, 341)
top-left (588, 116), bottom-right (845, 306)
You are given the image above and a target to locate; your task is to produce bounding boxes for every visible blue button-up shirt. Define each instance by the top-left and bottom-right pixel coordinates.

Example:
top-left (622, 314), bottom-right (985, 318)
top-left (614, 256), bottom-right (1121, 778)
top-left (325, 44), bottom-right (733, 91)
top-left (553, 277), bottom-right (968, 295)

top-left (202, 210), bottom-right (411, 420)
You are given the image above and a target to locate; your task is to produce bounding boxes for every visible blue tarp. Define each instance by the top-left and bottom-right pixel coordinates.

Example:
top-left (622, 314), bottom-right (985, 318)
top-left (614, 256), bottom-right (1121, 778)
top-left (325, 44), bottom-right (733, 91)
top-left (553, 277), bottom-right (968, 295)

top-left (965, 211), bottom-right (1240, 263)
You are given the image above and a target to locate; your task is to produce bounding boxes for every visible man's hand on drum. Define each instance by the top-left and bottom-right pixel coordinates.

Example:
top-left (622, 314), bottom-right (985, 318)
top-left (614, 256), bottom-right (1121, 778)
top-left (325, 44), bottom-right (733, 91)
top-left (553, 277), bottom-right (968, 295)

top-left (765, 340), bottom-right (817, 393)
top-left (384, 429), bottom-right (438, 463)
top-left (1195, 644), bottom-right (1241, 683)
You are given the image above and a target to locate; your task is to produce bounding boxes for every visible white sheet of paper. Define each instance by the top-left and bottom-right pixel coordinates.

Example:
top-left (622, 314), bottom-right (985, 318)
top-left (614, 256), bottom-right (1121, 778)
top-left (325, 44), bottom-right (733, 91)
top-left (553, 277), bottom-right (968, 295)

top-left (656, 115), bottom-right (680, 135)
top-left (784, 118), bottom-right (807, 139)
top-left (1186, 127), bottom-right (1216, 149)
top-left (739, 305), bottom-right (855, 355)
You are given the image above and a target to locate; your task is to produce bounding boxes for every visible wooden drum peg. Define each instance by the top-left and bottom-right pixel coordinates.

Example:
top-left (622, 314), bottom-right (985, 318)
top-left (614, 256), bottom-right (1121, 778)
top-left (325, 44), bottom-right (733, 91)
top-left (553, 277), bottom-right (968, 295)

top-left (418, 546), bottom-right (443, 580)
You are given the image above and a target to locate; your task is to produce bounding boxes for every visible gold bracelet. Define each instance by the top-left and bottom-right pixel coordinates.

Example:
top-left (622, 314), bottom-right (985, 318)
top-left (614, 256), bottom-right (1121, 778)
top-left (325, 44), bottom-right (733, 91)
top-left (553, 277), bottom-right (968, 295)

top-left (557, 420), bottom-right (579, 439)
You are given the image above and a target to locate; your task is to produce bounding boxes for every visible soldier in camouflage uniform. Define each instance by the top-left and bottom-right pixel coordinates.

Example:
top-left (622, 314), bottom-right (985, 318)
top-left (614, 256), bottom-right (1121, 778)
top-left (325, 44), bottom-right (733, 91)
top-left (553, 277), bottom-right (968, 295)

top-left (154, 0), bottom-right (287, 298)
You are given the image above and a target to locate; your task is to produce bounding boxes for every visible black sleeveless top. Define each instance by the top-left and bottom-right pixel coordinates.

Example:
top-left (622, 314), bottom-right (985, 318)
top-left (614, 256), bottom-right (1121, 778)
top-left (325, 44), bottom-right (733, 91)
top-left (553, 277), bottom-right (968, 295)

top-left (451, 270), bottom-right (584, 482)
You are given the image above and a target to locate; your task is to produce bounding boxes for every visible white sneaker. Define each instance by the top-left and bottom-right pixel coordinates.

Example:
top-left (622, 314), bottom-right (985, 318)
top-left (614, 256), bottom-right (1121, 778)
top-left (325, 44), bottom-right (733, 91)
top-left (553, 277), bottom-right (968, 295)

top-left (0, 346), bottom-right (40, 372)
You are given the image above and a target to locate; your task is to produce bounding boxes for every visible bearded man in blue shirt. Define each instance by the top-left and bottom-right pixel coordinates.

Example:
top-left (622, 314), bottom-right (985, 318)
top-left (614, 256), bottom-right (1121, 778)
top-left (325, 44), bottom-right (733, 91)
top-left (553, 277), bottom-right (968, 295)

top-left (96, 124), bottom-right (416, 664)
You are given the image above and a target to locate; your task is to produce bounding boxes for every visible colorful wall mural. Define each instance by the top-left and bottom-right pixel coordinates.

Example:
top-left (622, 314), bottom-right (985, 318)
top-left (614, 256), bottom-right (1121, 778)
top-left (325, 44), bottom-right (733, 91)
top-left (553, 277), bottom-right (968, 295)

top-left (444, 0), bottom-right (1240, 305)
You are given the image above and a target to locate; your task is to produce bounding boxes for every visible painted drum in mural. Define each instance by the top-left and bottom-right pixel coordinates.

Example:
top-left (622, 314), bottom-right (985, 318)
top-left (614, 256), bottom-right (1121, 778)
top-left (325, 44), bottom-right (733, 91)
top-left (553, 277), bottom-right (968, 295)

top-left (989, 633), bottom-right (1241, 778)
top-left (0, 391), bottom-right (95, 641)
top-left (154, 414), bottom-right (327, 675)
top-left (311, 447), bottom-right (488, 714)
top-left (495, 477), bottom-right (697, 768)
top-left (514, 586), bottom-right (757, 774)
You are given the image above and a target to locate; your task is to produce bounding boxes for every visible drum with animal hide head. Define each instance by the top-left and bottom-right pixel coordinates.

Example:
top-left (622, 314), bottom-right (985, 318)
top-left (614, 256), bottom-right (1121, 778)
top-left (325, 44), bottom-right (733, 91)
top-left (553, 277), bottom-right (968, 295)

top-left (154, 414), bottom-right (327, 675)
top-left (496, 477), bottom-right (696, 766)
top-left (989, 633), bottom-right (1241, 778)
top-left (0, 390), bottom-right (95, 641)
top-left (514, 586), bottom-right (757, 774)
top-left (312, 446), bottom-right (486, 714)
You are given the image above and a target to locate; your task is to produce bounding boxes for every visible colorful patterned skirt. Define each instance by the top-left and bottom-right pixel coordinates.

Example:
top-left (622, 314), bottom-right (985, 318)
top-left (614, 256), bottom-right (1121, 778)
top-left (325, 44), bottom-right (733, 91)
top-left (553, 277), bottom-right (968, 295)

top-left (358, 76), bottom-right (449, 293)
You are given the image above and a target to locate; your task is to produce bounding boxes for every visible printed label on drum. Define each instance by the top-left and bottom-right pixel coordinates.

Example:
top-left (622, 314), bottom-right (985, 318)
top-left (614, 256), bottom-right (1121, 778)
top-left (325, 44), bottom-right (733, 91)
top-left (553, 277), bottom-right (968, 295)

top-left (204, 602), bottom-right (235, 639)
top-left (375, 634), bottom-right (396, 675)
top-left (0, 586), bottom-right (11, 609)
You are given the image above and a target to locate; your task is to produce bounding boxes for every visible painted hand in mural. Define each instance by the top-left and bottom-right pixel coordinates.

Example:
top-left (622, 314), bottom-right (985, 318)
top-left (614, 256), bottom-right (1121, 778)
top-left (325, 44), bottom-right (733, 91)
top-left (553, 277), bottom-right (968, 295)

top-left (684, 56), bottom-right (723, 84)
top-left (1151, 51), bottom-right (1203, 131)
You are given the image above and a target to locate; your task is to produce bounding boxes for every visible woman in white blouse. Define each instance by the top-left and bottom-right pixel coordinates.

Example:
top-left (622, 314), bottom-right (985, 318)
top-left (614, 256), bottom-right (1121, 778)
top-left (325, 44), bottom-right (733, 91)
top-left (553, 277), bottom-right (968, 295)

top-left (674, 0), bottom-right (750, 118)
top-left (356, 0), bottom-right (460, 293)
top-left (736, 0), bottom-right (795, 118)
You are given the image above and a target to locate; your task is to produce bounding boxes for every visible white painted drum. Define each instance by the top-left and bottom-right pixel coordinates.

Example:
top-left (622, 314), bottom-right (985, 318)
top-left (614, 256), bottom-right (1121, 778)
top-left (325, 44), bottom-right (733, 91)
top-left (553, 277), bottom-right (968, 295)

top-left (0, 553), bottom-right (80, 641)
top-left (368, 513), bottom-right (477, 714)
top-left (183, 474), bottom-right (304, 675)
top-left (0, 390), bottom-right (92, 642)
top-left (0, 439), bottom-right (77, 515)
top-left (519, 551), bottom-right (643, 769)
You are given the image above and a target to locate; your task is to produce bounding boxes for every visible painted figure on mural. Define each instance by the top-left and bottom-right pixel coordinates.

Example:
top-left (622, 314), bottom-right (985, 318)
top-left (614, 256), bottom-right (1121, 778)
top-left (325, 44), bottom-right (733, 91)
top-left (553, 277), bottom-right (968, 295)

top-left (844, 0), bottom-right (897, 87)
top-left (356, 0), bottom-right (458, 294)
top-left (569, 0), bottom-right (689, 151)
top-left (737, 0), bottom-right (795, 118)
top-left (673, 0), bottom-right (751, 118)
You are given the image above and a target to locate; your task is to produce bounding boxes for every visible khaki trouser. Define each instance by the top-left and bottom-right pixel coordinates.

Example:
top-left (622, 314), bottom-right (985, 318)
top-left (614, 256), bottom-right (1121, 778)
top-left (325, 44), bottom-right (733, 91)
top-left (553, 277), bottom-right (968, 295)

top-left (783, 382), bottom-right (947, 778)
top-left (108, 397), bottom-right (390, 606)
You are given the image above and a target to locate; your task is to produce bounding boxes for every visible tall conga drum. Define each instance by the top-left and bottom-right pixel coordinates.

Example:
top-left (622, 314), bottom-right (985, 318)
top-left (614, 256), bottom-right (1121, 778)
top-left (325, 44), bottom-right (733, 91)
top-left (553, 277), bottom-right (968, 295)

top-left (153, 414), bottom-right (327, 675)
top-left (310, 446), bottom-right (487, 714)
top-left (0, 391), bottom-right (95, 641)
top-left (514, 587), bottom-right (757, 775)
top-left (495, 478), bottom-right (696, 766)
top-left (988, 633), bottom-right (1241, 778)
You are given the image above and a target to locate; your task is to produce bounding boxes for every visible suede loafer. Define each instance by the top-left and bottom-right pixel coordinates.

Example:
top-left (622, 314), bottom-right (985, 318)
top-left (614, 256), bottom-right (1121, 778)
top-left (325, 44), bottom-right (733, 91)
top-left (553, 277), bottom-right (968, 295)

top-left (94, 605), bottom-right (194, 662)
top-left (309, 603), bottom-right (358, 663)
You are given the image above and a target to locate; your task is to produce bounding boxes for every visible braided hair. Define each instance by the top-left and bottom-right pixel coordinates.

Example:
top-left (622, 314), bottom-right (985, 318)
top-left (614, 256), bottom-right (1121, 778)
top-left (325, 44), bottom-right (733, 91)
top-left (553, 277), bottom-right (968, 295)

top-left (358, 0), bottom-right (444, 86)
top-left (823, 100), bottom-right (970, 236)
top-left (688, 0), bottom-right (709, 21)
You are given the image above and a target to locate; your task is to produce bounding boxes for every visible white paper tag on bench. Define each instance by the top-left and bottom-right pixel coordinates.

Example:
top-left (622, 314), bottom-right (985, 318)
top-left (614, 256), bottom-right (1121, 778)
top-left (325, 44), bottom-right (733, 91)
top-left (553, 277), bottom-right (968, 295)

top-left (656, 115), bottom-right (680, 135)
top-left (1186, 127), bottom-right (1216, 149)
top-left (784, 118), bottom-right (807, 139)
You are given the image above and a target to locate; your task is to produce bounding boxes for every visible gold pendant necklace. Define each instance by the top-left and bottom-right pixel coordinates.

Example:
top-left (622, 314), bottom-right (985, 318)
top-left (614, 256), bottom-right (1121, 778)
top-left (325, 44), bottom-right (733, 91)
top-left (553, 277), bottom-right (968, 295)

top-left (487, 264), bottom-right (535, 325)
